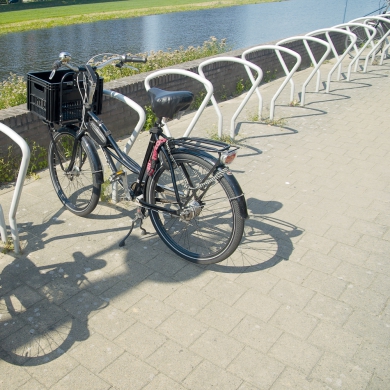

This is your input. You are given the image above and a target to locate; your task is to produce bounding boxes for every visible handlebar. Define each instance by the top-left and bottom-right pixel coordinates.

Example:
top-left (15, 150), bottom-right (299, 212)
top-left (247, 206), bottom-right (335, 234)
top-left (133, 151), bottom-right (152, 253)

top-left (49, 52), bottom-right (147, 79)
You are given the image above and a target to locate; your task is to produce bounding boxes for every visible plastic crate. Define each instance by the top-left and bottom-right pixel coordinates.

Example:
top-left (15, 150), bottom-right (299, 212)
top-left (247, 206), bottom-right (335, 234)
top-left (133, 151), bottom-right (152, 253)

top-left (27, 69), bottom-right (103, 124)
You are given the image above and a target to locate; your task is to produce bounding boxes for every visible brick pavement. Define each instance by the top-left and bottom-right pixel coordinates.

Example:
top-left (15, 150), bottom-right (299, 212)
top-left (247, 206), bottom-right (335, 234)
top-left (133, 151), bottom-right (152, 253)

top-left (0, 58), bottom-right (389, 389)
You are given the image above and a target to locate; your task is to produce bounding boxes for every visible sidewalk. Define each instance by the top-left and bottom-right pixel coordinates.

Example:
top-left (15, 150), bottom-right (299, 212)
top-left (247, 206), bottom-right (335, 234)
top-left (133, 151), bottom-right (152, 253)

top-left (0, 59), bottom-right (389, 389)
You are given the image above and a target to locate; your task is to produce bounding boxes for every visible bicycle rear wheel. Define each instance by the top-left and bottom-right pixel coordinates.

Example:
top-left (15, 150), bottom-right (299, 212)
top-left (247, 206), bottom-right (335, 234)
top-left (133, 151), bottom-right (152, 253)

top-left (145, 152), bottom-right (245, 264)
top-left (48, 127), bottom-right (102, 217)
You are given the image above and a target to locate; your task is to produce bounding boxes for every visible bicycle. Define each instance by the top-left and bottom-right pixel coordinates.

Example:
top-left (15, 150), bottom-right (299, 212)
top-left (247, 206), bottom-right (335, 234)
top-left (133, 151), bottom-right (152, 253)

top-left (27, 52), bottom-right (248, 264)
top-left (345, 0), bottom-right (390, 59)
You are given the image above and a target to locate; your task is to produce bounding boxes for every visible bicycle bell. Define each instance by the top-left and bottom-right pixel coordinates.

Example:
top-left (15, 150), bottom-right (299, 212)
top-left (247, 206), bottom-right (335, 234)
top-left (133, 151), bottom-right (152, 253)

top-left (59, 51), bottom-right (72, 63)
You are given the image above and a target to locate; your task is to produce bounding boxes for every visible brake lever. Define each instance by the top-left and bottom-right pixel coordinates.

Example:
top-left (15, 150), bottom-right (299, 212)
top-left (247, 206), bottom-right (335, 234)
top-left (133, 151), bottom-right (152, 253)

top-left (115, 62), bottom-right (139, 72)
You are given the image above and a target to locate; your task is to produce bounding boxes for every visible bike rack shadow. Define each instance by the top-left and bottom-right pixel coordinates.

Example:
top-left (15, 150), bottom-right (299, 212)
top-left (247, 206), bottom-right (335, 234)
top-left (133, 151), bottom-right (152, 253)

top-left (0, 195), bottom-right (303, 366)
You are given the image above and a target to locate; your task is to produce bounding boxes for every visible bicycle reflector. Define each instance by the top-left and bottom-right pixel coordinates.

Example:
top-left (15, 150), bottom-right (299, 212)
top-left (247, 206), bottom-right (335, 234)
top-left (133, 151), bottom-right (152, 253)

top-left (221, 149), bottom-right (238, 165)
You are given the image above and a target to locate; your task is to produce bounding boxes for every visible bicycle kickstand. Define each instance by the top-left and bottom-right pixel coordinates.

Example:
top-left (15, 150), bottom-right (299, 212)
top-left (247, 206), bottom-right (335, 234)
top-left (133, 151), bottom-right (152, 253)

top-left (119, 207), bottom-right (147, 247)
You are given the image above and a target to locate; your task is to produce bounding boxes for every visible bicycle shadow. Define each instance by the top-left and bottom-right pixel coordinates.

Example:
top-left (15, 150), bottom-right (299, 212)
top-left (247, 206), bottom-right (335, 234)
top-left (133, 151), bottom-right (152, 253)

top-left (205, 197), bottom-right (303, 273)
top-left (0, 196), bottom-right (303, 366)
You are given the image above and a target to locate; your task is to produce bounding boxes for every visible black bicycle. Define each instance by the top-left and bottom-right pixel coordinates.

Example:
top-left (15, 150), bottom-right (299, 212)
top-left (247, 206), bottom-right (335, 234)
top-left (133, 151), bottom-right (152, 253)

top-left (27, 52), bottom-right (248, 264)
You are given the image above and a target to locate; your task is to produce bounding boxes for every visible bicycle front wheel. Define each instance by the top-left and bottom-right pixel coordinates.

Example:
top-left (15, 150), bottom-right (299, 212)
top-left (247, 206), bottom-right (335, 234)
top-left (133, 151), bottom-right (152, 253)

top-left (145, 152), bottom-right (245, 264)
top-left (48, 128), bottom-right (102, 217)
top-left (345, 24), bottom-right (384, 59)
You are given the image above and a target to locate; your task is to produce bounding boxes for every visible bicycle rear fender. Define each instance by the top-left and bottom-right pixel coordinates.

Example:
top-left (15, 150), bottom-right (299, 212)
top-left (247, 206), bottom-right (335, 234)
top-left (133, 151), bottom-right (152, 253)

top-left (81, 135), bottom-right (104, 185)
top-left (174, 148), bottom-right (249, 220)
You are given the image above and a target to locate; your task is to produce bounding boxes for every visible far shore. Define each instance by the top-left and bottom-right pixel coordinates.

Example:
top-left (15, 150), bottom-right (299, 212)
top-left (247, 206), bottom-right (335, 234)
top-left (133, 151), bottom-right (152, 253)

top-left (0, 0), bottom-right (284, 35)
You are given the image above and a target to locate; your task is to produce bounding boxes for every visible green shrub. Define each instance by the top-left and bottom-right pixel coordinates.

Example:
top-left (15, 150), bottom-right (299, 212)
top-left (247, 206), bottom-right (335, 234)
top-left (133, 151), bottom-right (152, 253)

top-left (0, 140), bottom-right (48, 184)
top-left (0, 73), bottom-right (27, 110)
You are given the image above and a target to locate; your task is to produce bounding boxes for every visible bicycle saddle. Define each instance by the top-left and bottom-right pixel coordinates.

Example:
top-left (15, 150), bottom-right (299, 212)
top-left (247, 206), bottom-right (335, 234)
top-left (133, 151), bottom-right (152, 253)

top-left (147, 87), bottom-right (194, 119)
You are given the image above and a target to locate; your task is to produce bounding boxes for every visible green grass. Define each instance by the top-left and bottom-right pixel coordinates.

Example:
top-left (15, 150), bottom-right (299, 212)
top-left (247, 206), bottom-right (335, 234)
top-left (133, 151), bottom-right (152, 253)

top-left (0, 0), bottom-right (282, 35)
top-left (0, 37), bottom-right (229, 108)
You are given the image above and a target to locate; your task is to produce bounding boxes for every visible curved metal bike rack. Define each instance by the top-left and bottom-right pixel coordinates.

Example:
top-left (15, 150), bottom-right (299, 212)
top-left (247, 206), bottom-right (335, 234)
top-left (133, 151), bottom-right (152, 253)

top-left (305, 28), bottom-right (357, 93)
top-left (103, 89), bottom-right (146, 203)
top-left (242, 45), bottom-right (301, 121)
top-left (0, 122), bottom-right (30, 254)
top-left (198, 57), bottom-right (263, 139)
top-left (276, 36), bottom-right (331, 106)
top-left (349, 15), bottom-right (390, 70)
top-left (332, 23), bottom-right (377, 80)
top-left (144, 69), bottom-right (214, 137)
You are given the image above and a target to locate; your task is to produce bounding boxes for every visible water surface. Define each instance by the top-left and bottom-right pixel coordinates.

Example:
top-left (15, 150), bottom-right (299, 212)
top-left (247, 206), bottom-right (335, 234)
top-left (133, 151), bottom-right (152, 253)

top-left (0, 0), bottom-right (383, 80)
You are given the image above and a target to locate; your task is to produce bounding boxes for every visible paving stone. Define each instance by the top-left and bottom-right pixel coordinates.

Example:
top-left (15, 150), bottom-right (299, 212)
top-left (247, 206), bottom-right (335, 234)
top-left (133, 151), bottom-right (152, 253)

top-left (126, 294), bottom-right (175, 329)
top-left (328, 243), bottom-right (370, 267)
top-left (343, 311), bottom-right (390, 346)
top-left (135, 271), bottom-right (180, 300)
top-left (99, 282), bottom-right (146, 312)
top-left (147, 340), bottom-right (202, 382)
top-left (163, 285), bottom-right (212, 316)
top-left (195, 299), bottom-right (246, 334)
top-left (183, 360), bottom-right (243, 390)
top-left (268, 332), bottom-right (323, 375)
top-left (302, 270), bottom-right (347, 299)
top-left (229, 314), bottom-right (282, 353)
top-left (88, 305), bottom-right (136, 340)
top-left (339, 285), bottom-right (387, 315)
top-left (200, 275), bottom-right (248, 306)
top-left (114, 321), bottom-right (167, 360)
top-left (299, 250), bottom-right (341, 274)
top-left (304, 293), bottom-right (353, 326)
top-left (269, 279), bottom-right (315, 311)
top-left (23, 353), bottom-right (79, 388)
top-left (233, 288), bottom-right (281, 322)
top-left (227, 346), bottom-right (285, 389)
top-left (268, 304), bottom-right (318, 340)
top-left (353, 341), bottom-right (390, 383)
top-left (332, 261), bottom-right (376, 289)
top-left (270, 367), bottom-right (329, 390)
top-left (143, 373), bottom-right (186, 390)
top-left (268, 261), bottom-right (312, 284)
top-left (157, 311), bottom-right (208, 347)
top-left (189, 328), bottom-right (244, 369)
top-left (51, 365), bottom-right (111, 390)
top-left (0, 360), bottom-right (31, 388)
top-left (308, 321), bottom-right (362, 358)
top-left (295, 232), bottom-right (336, 255)
top-left (309, 352), bottom-right (372, 390)
top-left (100, 352), bottom-right (158, 390)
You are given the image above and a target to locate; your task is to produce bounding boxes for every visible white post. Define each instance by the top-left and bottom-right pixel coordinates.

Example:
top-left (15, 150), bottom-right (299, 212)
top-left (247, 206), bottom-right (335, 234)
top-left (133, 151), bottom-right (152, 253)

top-left (0, 122), bottom-right (31, 254)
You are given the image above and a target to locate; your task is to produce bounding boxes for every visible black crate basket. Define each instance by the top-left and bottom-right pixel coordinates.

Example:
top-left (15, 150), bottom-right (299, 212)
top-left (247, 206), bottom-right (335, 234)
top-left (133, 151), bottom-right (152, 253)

top-left (27, 69), bottom-right (103, 124)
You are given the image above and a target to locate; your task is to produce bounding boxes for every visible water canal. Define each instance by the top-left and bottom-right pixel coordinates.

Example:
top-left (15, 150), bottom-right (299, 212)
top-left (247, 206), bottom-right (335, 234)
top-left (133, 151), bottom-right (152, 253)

top-left (0, 0), bottom-right (382, 80)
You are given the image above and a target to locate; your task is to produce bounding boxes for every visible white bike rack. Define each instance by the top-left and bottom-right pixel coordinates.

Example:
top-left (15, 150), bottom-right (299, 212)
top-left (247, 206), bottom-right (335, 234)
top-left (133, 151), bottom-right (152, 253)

top-left (333, 23), bottom-right (377, 79)
top-left (144, 69), bottom-right (214, 137)
top-left (349, 16), bottom-right (390, 70)
top-left (306, 28), bottom-right (357, 93)
top-left (103, 89), bottom-right (146, 203)
top-left (242, 45), bottom-right (301, 121)
top-left (276, 36), bottom-right (331, 106)
top-left (198, 57), bottom-right (263, 139)
top-left (0, 122), bottom-right (30, 254)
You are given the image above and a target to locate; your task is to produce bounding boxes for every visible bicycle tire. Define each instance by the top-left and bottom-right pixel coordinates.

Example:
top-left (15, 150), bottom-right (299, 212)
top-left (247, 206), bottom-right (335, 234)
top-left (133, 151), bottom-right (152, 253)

top-left (48, 127), bottom-right (102, 217)
top-left (345, 24), bottom-right (385, 59)
top-left (145, 152), bottom-right (245, 264)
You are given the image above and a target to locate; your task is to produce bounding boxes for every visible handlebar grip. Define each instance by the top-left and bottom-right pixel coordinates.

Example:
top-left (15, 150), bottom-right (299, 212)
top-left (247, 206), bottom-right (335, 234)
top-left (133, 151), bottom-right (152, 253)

top-left (124, 56), bottom-right (147, 63)
top-left (52, 60), bottom-right (62, 70)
